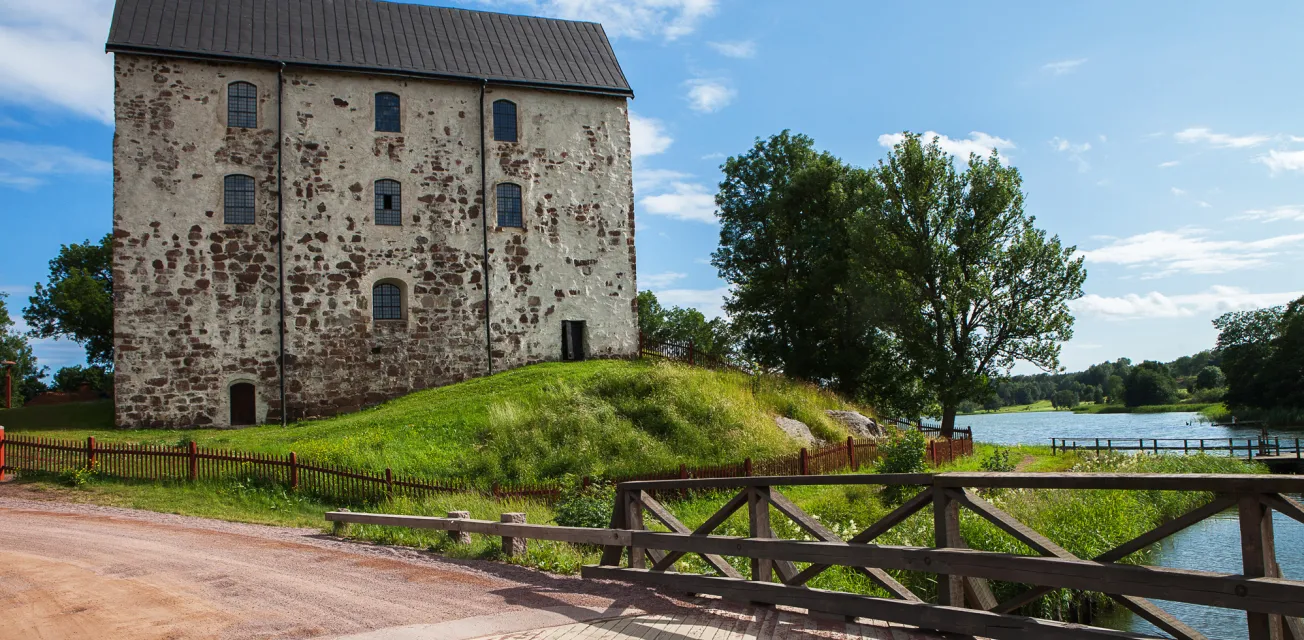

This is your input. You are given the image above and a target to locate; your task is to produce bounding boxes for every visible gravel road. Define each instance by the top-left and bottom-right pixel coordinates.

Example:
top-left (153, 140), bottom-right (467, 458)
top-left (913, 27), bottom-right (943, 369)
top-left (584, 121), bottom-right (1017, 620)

top-left (0, 484), bottom-right (690, 639)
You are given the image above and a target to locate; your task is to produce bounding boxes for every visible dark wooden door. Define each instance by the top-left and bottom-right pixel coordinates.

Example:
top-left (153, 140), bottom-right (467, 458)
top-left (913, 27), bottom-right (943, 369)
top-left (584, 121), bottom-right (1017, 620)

top-left (230, 383), bottom-right (256, 426)
top-left (562, 320), bottom-right (586, 361)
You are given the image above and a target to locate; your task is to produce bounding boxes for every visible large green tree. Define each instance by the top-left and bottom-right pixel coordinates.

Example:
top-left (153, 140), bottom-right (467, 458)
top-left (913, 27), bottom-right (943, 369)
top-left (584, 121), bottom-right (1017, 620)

top-left (711, 131), bottom-right (926, 415)
top-left (24, 234), bottom-right (114, 367)
top-left (1215, 296), bottom-right (1304, 411)
top-left (1124, 361), bottom-right (1178, 407)
top-left (636, 290), bottom-right (736, 360)
top-left (859, 133), bottom-right (1086, 435)
top-left (1, 292), bottom-right (48, 405)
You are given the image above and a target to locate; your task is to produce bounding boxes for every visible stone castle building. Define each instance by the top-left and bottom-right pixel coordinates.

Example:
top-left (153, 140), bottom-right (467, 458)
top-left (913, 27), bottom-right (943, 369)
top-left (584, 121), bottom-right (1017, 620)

top-left (106, 0), bottom-right (638, 428)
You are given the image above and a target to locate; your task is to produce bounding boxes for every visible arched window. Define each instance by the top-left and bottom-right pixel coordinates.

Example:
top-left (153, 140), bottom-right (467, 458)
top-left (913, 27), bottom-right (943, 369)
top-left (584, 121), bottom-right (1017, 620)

top-left (223, 174), bottom-right (256, 224)
top-left (492, 99), bottom-right (517, 142)
top-left (375, 92), bottom-right (400, 132)
top-left (496, 183), bottom-right (522, 227)
top-left (375, 179), bottom-right (401, 225)
top-left (227, 81), bottom-right (257, 128)
top-left (372, 282), bottom-right (403, 320)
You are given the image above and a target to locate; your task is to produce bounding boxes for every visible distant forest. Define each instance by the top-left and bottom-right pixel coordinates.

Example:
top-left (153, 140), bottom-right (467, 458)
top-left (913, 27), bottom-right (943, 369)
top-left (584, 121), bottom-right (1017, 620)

top-left (961, 351), bottom-right (1224, 413)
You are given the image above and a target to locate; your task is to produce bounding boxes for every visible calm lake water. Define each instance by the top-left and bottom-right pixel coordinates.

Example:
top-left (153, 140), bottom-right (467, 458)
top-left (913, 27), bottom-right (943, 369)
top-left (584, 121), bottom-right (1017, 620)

top-left (957, 410), bottom-right (1303, 639)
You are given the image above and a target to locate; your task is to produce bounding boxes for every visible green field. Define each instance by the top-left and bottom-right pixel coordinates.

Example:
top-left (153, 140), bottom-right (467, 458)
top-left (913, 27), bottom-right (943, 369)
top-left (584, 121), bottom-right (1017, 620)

top-left (1, 359), bottom-right (867, 484)
top-left (960, 399), bottom-right (1061, 415)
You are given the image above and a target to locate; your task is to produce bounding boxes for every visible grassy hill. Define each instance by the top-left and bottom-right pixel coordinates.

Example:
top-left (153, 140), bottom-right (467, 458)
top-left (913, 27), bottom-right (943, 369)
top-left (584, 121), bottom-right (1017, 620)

top-left (1, 359), bottom-right (868, 484)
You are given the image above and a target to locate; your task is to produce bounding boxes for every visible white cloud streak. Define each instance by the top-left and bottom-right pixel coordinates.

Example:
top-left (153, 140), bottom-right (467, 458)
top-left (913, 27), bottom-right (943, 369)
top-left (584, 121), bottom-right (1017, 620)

top-left (475, 0), bottom-right (716, 40)
top-left (685, 79), bottom-right (735, 113)
top-left (651, 286), bottom-right (730, 319)
top-left (708, 39), bottom-right (756, 58)
top-left (1257, 149), bottom-right (1304, 175)
top-left (0, 0), bottom-right (115, 123)
top-left (878, 131), bottom-right (1014, 162)
top-left (639, 181), bottom-right (717, 223)
top-left (1042, 58), bottom-right (1087, 75)
top-left (1174, 127), bottom-right (1270, 149)
top-left (1050, 136), bottom-right (1091, 172)
top-left (633, 168), bottom-right (690, 193)
top-left (1239, 205), bottom-right (1304, 223)
top-left (1072, 286), bottom-right (1304, 320)
top-left (629, 112), bottom-right (672, 158)
top-left (0, 139), bottom-right (110, 189)
top-left (640, 272), bottom-right (687, 288)
top-left (1158, 160), bottom-right (1180, 168)
top-left (1081, 228), bottom-right (1304, 276)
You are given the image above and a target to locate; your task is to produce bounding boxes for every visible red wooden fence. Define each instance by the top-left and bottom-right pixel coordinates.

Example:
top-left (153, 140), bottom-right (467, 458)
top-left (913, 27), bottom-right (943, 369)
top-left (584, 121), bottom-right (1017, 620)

top-left (0, 428), bottom-right (971, 504)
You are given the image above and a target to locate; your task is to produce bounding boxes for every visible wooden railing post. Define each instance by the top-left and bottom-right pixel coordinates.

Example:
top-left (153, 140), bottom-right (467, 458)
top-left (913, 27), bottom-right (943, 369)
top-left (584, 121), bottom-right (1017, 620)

top-left (289, 451), bottom-right (298, 489)
top-left (747, 485), bottom-right (774, 582)
top-left (500, 512), bottom-right (526, 558)
top-left (1238, 494), bottom-right (1284, 640)
top-left (799, 448), bottom-right (809, 475)
top-left (599, 488), bottom-right (627, 566)
top-left (846, 436), bottom-right (856, 471)
top-left (626, 489), bottom-right (646, 568)
top-left (744, 457), bottom-right (752, 476)
top-left (86, 436), bottom-right (96, 470)
top-left (933, 484), bottom-right (964, 607)
top-left (188, 441), bottom-right (198, 482)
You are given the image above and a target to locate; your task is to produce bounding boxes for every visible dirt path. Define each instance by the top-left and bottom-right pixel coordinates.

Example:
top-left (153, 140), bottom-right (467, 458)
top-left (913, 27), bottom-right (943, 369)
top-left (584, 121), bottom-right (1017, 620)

top-left (0, 486), bottom-right (690, 640)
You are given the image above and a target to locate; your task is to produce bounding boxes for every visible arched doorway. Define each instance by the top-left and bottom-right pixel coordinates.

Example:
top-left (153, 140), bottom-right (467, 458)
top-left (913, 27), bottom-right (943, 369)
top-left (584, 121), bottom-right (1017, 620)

top-left (230, 383), bottom-right (256, 426)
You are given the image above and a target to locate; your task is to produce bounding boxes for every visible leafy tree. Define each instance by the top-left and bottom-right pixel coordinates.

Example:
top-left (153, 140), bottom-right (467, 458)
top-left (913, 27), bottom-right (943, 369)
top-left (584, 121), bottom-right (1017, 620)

top-left (52, 365), bottom-right (111, 394)
top-left (1214, 305), bottom-right (1286, 409)
top-left (1105, 375), bottom-right (1126, 404)
top-left (24, 234), bottom-right (114, 367)
top-left (1051, 389), bottom-right (1079, 409)
top-left (858, 133), bottom-right (1086, 435)
top-left (0, 292), bottom-right (48, 405)
top-left (636, 290), bottom-right (735, 359)
top-left (1124, 361), bottom-right (1178, 407)
top-left (712, 131), bottom-right (926, 415)
top-left (1194, 365), bottom-right (1225, 390)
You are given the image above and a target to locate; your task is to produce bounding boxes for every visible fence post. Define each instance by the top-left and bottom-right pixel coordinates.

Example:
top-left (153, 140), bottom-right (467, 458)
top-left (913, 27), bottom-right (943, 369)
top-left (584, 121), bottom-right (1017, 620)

top-left (679, 463), bottom-right (687, 480)
top-left (638, 331), bottom-right (644, 357)
top-left (385, 467), bottom-right (394, 499)
top-left (448, 511), bottom-right (472, 545)
top-left (188, 441), bottom-right (198, 482)
top-left (501, 512), bottom-right (527, 557)
top-left (1238, 494), bottom-right (1283, 640)
top-left (688, 340), bottom-right (695, 366)
top-left (289, 451), bottom-right (299, 489)
top-left (744, 457), bottom-right (752, 477)
top-left (847, 436), bottom-right (855, 471)
top-left (86, 436), bottom-right (96, 470)
top-left (799, 448), bottom-right (808, 475)
top-left (0, 426), bottom-right (5, 480)
top-left (626, 490), bottom-right (646, 569)
top-left (933, 482), bottom-right (964, 607)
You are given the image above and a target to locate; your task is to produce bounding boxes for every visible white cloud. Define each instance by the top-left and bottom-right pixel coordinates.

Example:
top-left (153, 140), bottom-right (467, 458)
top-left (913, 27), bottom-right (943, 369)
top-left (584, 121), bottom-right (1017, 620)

top-left (1072, 286), bottom-right (1304, 320)
top-left (1081, 228), bottom-right (1304, 276)
top-left (478, 0), bottom-right (716, 40)
top-left (633, 168), bottom-right (690, 193)
top-left (1257, 149), bottom-right (1304, 175)
top-left (1158, 160), bottom-right (1180, 168)
top-left (629, 113), bottom-right (672, 158)
top-left (1170, 187), bottom-right (1186, 197)
top-left (639, 181), bottom-right (717, 223)
top-left (0, 140), bottom-right (110, 189)
top-left (708, 40), bottom-right (756, 58)
top-left (1049, 137), bottom-right (1090, 172)
top-left (1042, 58), bottom-right (1087, 75)
top-left (652, 286), bottom-right (730, 319)
top-left (1174, 127), bottom-right (1269, 149)
top-left (685, 79), bottom-right (735, 113)
top-left (1239, 205), bottom-right (1304, 223)
top-left (640, 272), bottom-right (687, 288)
top-left (0, 0), bottom-right (115, 123)
top-left (877, 131), bottom-right (1014, 161)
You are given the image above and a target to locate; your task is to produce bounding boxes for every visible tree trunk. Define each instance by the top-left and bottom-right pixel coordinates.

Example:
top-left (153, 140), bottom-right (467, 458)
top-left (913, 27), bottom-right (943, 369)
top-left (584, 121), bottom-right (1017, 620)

top-left (941, 405), bottom-right (957, 439)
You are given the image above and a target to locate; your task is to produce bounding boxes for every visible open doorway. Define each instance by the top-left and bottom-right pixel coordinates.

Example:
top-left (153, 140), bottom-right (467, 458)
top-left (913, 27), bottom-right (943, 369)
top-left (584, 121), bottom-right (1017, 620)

top-left (230, 382), bottom-right (256, 426)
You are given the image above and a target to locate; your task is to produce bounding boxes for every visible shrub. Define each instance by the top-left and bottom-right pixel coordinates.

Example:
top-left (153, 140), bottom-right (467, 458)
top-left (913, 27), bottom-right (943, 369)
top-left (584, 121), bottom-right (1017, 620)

top-left (59, 461), bottom-right (99, 488)
top-left (981, 447), bottom-right (1016, 473)
top-left (553, 476), bottom-right (615, 529)
top-left (876, 429), bottom-right (926, 504)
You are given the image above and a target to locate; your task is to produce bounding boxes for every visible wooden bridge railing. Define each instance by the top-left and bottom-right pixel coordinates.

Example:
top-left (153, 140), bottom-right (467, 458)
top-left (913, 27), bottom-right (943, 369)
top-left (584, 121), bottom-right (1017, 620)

top-left (589, 472), bottom-right (1304, 640)
top-left (1052, 437), bottom-right (1304, 459)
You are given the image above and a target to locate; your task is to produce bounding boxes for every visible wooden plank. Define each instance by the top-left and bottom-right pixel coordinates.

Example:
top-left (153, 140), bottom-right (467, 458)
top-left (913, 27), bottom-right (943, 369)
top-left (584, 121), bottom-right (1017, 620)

top-left (581, 566), bottom-right (1161, 640)
top-left (952, 489), bottom-right (1072, 559)
top-left (1240, 495), bottom-right (1285, 640)
top-left (1262, 493), bottom-right (1304, 528)
top-left (618, 473), bottom-right (936, 491)
top-left (323, 511), bottom-right (632, 546)
top-left (650, 489), bottom-right (748, 572)
top-left (623, 530), bottom-right (1304, 617)
top-left (1110, 595), bottom-right (1209, 640)
top-left (627, 490), bottom-right (646, 569)
top-left (637, 491), bottom-right (741, 579)
top-left (747, 486), bottom-right (775, 583)
top-left (600, 489), bottom-right (628, 566)
top-left (934, 489), bottom-right (964, 607)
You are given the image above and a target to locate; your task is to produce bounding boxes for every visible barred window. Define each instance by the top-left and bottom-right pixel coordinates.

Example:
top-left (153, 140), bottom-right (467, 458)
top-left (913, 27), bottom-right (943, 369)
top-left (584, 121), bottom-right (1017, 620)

top-left (227, 82), bottom-right (257, 128)
top-left (375, 92), bottom-right (400, 132)
top-left (492, 100), bottom-right (517, 142)
top-left (372, 282), bottom-right (402, 320)
top-left (375, 179), bottom-right (401, 226)
top-left (223, 174), bottom-right (256, 224)
top-left (496, 183), bottom-right (522, 228)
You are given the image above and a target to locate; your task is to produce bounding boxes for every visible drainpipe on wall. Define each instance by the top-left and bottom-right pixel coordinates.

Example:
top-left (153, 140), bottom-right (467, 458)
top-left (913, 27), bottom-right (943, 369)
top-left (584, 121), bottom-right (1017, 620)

top-left (479, 80), bottom-right (493, 376)
top-left (277, 62), bottom-right (288, 427)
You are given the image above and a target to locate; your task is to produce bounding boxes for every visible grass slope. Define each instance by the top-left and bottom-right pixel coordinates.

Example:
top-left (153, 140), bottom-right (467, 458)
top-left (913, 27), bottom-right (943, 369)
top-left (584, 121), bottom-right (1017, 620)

top-left (3, 360), bottom-right (865, 484)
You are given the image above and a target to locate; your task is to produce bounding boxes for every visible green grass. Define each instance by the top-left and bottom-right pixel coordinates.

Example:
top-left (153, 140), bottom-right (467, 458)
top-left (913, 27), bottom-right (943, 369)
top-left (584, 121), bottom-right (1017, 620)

top-left (2, 360), bottom-right (865, 485)
top-left (960, 399), bottom-right (1059, 415)
top-left (0, 400), bottom-right (114, 431)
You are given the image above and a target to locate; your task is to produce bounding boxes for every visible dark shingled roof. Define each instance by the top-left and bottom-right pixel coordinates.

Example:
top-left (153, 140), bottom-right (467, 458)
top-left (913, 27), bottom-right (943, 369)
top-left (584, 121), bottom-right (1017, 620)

top-left (105, 0), bottom-right (632, 96)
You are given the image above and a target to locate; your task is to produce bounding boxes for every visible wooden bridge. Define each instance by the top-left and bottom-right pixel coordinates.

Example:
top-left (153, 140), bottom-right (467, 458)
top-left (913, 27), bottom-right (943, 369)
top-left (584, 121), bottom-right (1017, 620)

top-left (328, 472), bottom-right (1304, 640)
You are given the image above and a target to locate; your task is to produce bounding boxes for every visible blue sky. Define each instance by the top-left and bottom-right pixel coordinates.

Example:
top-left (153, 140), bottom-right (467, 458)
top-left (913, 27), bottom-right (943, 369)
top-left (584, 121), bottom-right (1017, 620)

top-left (2, 0), bottom-right (1302, 376)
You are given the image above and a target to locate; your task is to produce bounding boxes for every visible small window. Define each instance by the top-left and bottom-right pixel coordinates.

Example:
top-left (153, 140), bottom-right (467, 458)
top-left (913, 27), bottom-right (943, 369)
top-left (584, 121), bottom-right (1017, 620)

top-left (375, 92), bottom-right (400, 132)
top-left (493, 100), bottom-right (517, 142)
top-left (375, 179), bottom-right (401, 225)
top-left (496, 183), bottom-right (522, 228)
top-left (373, 282), bottom-right (403, 320)
top-left (224, 174), bottom-right (256, 224)
top-left (228, 81), bottom-right (257, 128)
